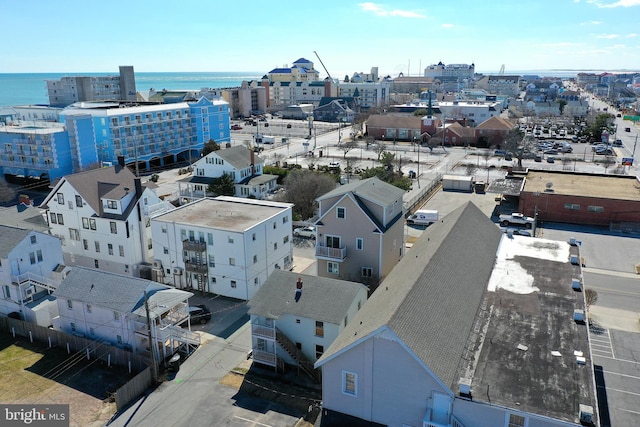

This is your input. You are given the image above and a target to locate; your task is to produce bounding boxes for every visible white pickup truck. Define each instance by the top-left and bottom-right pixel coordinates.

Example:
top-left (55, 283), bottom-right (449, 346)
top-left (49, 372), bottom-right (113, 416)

top-left (499, 213), bottom-right (535, 229)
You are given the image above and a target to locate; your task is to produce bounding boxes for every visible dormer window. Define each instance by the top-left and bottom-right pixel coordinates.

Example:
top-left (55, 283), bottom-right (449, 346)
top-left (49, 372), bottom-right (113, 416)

top-left (106, 200), bottom-right (117, 209)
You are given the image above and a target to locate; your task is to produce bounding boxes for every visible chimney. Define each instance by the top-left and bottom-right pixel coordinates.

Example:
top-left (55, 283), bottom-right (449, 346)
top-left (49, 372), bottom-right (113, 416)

top-left (117, 155), bottom-right (125, 168)
top-left (295, 277), bottom-right (303, 302)
top-left (134, 177), bottom-right (143, 199)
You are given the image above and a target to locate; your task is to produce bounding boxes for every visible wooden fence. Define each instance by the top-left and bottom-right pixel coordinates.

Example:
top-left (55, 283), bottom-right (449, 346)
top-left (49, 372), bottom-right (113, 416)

top-left (0, 317), bottom-right (154, 411)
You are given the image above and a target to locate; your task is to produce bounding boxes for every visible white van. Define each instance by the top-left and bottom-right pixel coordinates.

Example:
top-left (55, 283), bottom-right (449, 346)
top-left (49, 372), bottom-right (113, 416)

top-left (407, 209), bottom-right (439, 225)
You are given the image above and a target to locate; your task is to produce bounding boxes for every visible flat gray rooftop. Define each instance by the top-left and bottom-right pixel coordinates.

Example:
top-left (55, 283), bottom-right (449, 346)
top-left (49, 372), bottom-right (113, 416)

top-left (463, 236), bottom-right (598, 424)
top-left (152, 197), bottom-right (288, 232)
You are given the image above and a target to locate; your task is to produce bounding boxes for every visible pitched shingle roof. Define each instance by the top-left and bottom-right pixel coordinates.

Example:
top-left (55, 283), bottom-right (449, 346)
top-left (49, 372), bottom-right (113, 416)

top-left (53, 267), bottom-right (193, 318)
top-left (316, 202), bottom-right (502, 389)
top-left (248, 270), bottom-right (367, 324)
top-left (0, 225), bottom-right (31, 258)
top-left (317, 177), bottom-right (404, 207)
top-left (366, 114), bottom-right (422, 130)
top-left (476, 116), bottom-right (515, 130)
top-left (215, 145), bottom-right (264, 169)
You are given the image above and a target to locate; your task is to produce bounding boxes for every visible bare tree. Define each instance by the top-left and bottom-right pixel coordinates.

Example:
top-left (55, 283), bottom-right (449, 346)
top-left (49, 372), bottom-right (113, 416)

top-left (502, 129), bottom-right (536, 169)
top-left (374, 142), bottom-right (387, 161)
top-left (279, 170), bottom-right (337, 220)
top-left (338, 140), bottom-right (358, 159)
top-left (585, 288), bottom-right (598, 310)
top-left (464, 163), bottom-right (477, 177)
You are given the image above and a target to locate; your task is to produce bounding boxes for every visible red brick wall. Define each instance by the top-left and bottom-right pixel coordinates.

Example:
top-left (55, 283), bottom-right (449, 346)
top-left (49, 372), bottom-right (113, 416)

top-left (519, 191), bottom-right (640, 226)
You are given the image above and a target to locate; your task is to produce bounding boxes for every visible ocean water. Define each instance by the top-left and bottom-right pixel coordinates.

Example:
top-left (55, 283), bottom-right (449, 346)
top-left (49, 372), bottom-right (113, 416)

top-left (0, 72), bottom-right (263, 107)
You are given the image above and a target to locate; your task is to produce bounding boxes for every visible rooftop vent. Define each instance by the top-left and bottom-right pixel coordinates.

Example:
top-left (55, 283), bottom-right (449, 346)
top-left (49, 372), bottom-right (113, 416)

top-left (579, 404), bottom-right (594, 424)
top-left (459, 378), bottom-right (472, 398)
top-left (571, 278), bottom-right (581, 291)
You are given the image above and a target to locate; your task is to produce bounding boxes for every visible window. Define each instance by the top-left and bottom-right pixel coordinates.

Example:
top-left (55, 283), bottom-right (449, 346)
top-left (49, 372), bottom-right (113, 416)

top-left (67, 300), bottom-right (73, 310)
top-left (50, 212), bottom-right (57, 224)
top-left (230, 280), bottom-right (237, 288)
top-left (564, 203), bottom-right (580, 211)
top-left (342, 371), bottom-right (357, 396)
top-left (82, 217), bottom-right (89, 229)
top-left (356, 238), bottom-right (363, 250)
top-left (588, 205), bottom-right (604, 213)
top-left (110, 222), bottom-right (117, 234)
top-left (282, 216), bottom-right (289, 223)
top-left (116, 335), bottom-right (123, 344)
top-left (69, 228), bottom-right (80, 241)
top-left (325, 235), bottom-right (341, 249)
top-left (29, 252), bottom-right (36, 264)
top-left (108, 244), bottom-right (114, 255)
top-left (83, 239), bottom-right (88, 250)
top-left (57, 193), bottom-right (64, 205)
top-left (86, 304), bottom-right (92, 313)
top-left (70, 322), bottom-right (76, 332)
top-left (229, 258), bottom-right (235, 266)
top-left (95, 241), bottom-right (100, 253)
top-left (57, 214), bottom-right (64, 225)
top-left (94, 259), bottom-right (99, 268)
top-left (107, 200), bottom-right (117, 209)
top-left (211, 277), bottom-right (217, 285)
top-left (328, 262), bottom-right (339, 274)
top-left (89, 218), bottom-right (96, 230)
top-left (30, 235), bottom-right (37, 244)
top-left (273, 222), bottom-right (277, 229)
top-left (296, 319), bottom-right (301, 324)
top-left (161, 225), bottom-right (167, 233)
top-left (508, 414), bottom-right (526, 427)
top-left (119, 245), bottom-right (125, 257)
top-left (114, 311), bottom-right (120, 320)
top-left (253, 254), bottom-right (258, 264)
top-left (207, 233), bottom-right (213, 245)
top-left (283, 235), bottom-right (289, 244)
top-left (273, 242), bottom-right (278, 251)
top-left (75, 195), bottom-right (83, 207)
top-left (228, 236), bottom-right (234, 244)
top-left (252, 233), bottom-right (256, 241)
top-left (361, 267), bottom-right (373, 278)
top-left (163, 247), bottom-right (169, 254)
top-left (36, 250), bottom-right (42, 262)
top-left (208, 255), bottom-right (215, 267)
top-left (316, 345), bottom-right (324, 360)
top-left (315, 321), bottom-right (324, 337)
top-left (337, 207), bottom-right (346, 219)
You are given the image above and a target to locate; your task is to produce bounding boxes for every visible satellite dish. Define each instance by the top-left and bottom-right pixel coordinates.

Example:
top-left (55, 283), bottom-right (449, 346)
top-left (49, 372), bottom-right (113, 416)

top-left (545, 182), bottom-right (553, 189)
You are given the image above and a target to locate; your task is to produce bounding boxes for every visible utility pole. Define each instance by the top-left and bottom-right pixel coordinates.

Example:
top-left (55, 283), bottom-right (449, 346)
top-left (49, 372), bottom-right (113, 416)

top-left (144, 290), bottom-right (158, 383)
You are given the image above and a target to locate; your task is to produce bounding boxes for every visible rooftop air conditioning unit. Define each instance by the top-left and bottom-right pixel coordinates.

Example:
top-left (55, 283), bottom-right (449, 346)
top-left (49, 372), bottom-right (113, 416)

top-left (152, 260), bottom-right (163, 269)
top-left (579, 404), bottom-right (594, 424)
top-left (173, 267), bottom-right (183, 275)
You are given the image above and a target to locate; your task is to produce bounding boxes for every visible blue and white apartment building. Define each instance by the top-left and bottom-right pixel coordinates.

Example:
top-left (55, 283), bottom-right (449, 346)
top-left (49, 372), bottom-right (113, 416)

top-left (0, 97), bottom-right (230, 181)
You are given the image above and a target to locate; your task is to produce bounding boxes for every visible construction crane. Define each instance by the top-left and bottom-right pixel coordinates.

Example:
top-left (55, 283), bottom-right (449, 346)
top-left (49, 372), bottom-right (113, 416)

top-left (313, 51), bottom-right (333, 80)
top-left (499, 64), bottom-right (505, 75)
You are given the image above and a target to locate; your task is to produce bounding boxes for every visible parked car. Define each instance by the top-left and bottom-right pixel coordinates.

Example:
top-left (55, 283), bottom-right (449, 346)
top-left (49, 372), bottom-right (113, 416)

top-left (543, 149), bottom-right (558, 155)
top-left (293, 226), bottom-right (316, 239)
top-left (231, 125), bottom-right (242, 130)
top-left (547, 156), bottom-right (555, 163)
top-left (560, 145), bottom-right (573, 153)
top-left (188, 305), bottom-right (211, 325)
top-left (613, 139), bottom-right (623, 147)
top-left (328, 161), bottom-right (340, 168)
top-left (534, 154), bottom-right (542, 162)
top-left (286, 123), bottom-right (292, 129)
top-left (595, 148), bottom-right (614, 155)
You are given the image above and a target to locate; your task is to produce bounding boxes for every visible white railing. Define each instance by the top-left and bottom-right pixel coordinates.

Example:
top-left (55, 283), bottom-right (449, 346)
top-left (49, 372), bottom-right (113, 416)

top-left (252, 350), bottom-right (277, 366)
top-left (315, 244), bottom-right (346, 260)
top-left (251, 324), bottom-right (276, 340)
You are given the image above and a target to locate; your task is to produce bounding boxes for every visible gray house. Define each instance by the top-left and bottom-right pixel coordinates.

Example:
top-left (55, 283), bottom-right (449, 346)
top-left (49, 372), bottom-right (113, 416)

top-left (315, 202), bottom-right (596, 427)
top-left (247, 270), bottom-right (368, 381)
top-left (315, 177), bottom-right (405, 289)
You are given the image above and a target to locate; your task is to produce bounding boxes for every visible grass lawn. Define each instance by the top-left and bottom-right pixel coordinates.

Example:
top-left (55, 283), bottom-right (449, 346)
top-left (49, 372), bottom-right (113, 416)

top-left (0, 334), bottom-right (134, 426)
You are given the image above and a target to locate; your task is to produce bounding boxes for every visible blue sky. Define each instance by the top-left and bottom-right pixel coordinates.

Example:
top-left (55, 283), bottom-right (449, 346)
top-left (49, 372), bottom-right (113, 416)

top-left (1, 0), bottom-right (639, 76)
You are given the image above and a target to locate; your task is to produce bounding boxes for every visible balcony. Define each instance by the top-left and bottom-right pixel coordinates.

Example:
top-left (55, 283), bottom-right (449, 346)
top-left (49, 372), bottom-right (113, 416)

top-left (315, 244), bottom-right (346, 261)
top-left (184, 261), bottom-right (208, 275)
top-left (252, 349), bottom-right (277, 367)
top-left (183, 239), bottom-right (206, 252)
top-left (251, 323), bottom-right (275, 340)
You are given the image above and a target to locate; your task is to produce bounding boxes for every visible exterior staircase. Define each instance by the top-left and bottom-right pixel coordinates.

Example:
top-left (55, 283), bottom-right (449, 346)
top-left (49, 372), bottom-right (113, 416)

top-left (275, 327), bottom-right (320, 382)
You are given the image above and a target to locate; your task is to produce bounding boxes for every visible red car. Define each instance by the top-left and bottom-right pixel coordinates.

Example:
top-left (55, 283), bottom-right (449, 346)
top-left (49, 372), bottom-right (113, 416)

top-left (231, 125), bottom-right (242, 130)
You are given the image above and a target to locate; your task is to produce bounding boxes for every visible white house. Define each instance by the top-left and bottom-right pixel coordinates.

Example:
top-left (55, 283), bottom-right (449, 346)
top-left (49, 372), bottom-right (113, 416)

top-left (436, 100), bottom-right (503, 124)
top-left (315, 202), bottom-right (597, 427)
top-left (39, 159), bottom-right (174, 277)
top-left (178, 145), bottom-right (278, 202)
top-left (247, 270), bottom-right (368, 381)
top-left (150, 196), bottom-right (294, 300)
top-left (0, 225), bottom-right (66, 325)
top-left (52, 267), bottom-right (198, 363)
